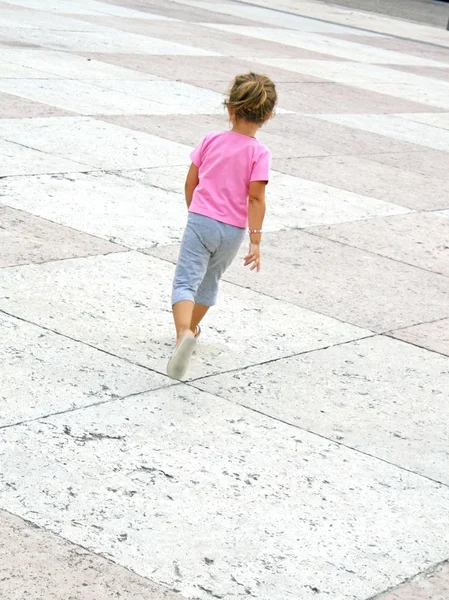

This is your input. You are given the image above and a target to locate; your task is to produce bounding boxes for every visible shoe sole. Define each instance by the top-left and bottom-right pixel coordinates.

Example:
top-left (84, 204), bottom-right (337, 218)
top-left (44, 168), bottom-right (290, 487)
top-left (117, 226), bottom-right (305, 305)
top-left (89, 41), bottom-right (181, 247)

top-left (167, 336), bottom-right (196, 380)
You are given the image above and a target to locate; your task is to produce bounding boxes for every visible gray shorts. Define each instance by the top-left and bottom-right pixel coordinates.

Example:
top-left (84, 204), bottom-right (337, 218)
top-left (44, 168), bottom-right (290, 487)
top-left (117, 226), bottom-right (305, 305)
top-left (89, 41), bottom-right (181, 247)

top-left (172, 212), bottom-right (246, 307)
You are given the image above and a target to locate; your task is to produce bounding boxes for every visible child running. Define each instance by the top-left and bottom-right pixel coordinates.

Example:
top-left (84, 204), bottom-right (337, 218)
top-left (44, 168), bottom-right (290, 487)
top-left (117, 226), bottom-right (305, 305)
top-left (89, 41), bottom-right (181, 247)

top-left (167, 72), bottom-right (277, 380)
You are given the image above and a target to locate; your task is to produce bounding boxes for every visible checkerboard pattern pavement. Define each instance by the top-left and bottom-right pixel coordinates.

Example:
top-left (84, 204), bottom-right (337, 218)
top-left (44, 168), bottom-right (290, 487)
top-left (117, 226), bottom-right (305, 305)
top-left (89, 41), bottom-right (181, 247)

top-left (1, 1), bottom-right (449, 599)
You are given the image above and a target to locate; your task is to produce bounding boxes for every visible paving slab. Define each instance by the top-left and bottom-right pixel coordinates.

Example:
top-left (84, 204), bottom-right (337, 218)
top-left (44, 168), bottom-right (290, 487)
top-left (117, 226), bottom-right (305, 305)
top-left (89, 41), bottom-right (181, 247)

top-left (113, 165), bottom-right (409, 232)
top-left (386, 65), bottom-right (449, 83)
top-left (103, 21), bottom-right (323, 59)
top-left (390, 319), bottom-right (449, 357)
top-left (0, 251), bottom-right (369, 380)
top-left (0, 79), bottom-right (224, 116)
top-left (195, 335), bottom-right (449, 484)
top-left (398, 112), bottom-right (449, 130)
top-left (1, 0), bottom-right (171, 19)
top-left (260, 58), bottom-right (449, 86)
top-left (0, 509), bottom-right (182, 600)
top-left (308, 212), bottom-right (449, 276)
top-left (80, 53), bottom-right (324, 83)
top-left (0, 26), bottom-right (219, 55)
top-left (272, 154), bottom-right (449, 211)
top-left (0, 204), bottom-right (123, 266)
top-left (265, 113), bottom-right (429, 156)
top-left (331, 35), bottom-right (449, 65)
top-left (318, 114), bottom-right (449, 151)
top-left (0, 48), bottom-right (160, 79)
top-left (0, 311), bottom-right (168, 427)
top-left (2, 385), bottom-right (449, 600)
top-left (1, 171), bottom-right (187, 248)
top-left (0, 91), bottom-right (74, 118)
top-left (0, 58), bottom-right (61, 78)
top-left (273, 80), bottom-right (436, 114)
top-left (0, 117), bottom-right (191, 170)
top-left (182, 1), bottom-right (379, 34)
top-left (206, 24), bottom-right (448, 65)
top-left (0, 137), bottom-right (91, 177)
top-left (365, 148), bottom-right (449, 180)
top-left (260, 60), bottom-right (449, 111)
top-left (375, 562), bottom-right (449, 600)
top-left (99, 0), bottom-right (272, 24)
top-left (99, 114), bottom-right (332, 159)
top-left (167, 229), bottom-right (449, 332)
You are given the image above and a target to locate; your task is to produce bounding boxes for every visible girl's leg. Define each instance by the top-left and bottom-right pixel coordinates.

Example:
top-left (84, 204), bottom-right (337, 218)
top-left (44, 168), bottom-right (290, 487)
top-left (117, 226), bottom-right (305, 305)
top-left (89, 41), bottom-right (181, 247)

top-left (173, 301), bottom-right (195, 342)
top-left (190, 302), bottom-right (210, 334)
top-left (171, 218), bottom-right (212, 345)
top-left (195, 223), bottom-right (245, 310)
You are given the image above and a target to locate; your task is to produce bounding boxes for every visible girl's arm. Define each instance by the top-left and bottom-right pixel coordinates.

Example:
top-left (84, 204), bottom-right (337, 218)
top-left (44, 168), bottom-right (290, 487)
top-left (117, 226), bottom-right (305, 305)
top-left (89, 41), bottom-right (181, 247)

top-left (244, 180), bottom-right (266, 272)
top-left (185, 163), bottom-right (199, 208)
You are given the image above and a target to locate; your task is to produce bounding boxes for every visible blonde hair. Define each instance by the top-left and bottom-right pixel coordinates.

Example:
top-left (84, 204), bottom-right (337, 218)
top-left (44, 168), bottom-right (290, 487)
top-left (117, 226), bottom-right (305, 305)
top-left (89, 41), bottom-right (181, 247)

top-left (224, 72), bottom-right (277, 124)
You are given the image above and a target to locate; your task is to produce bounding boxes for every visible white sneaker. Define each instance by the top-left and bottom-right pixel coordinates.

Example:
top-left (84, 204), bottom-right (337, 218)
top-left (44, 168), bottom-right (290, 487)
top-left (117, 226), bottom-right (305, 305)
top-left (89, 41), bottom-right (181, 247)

top-left (166, 336), bottom-right (196, 380)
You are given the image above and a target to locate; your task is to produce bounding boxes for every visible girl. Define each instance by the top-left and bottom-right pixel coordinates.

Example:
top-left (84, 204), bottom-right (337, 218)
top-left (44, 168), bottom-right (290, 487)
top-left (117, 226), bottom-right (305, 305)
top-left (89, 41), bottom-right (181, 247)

top-left (167, 72), bottom-right (277, 380)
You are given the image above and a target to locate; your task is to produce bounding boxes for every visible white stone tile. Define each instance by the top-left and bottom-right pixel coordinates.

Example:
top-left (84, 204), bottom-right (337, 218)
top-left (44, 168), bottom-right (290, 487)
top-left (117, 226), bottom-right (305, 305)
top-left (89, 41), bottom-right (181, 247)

top-left (0, 49), bottom-right (160, 80)
top-left (1, 385), bottom-right (449, 600)
top-left (0, 59), bottom-right (58, 78)
top-left (364, 82), bottom-right (449, 111)
top-left (3, 0), bottom-right (170, 19)
top-left (120, 166), bottom-right (410, 232)
top-left (0, 252), bottom-right (369, 379)
top-left (183, 0), bottom-right (379, 34)
top-left (0, 26), bottom-right (219, 55)
top-left (397, 112), bottom-right (449, 130)
top-left (0, 138), bottom-right (91, 177)
top-left (258, 59), bottom-right (449, 86)
top-left (206, 25), bottom-right (448, 66)
top-left (96, 80), bottom-right (225, 115)
top-left (0, 312), bottom-right (169, 427)
top-left (258, 59), bottom-right (449, 110)
top-left (0, 79), bottom-right (156, 116)
top-left (316, 114), bottom-right (449, 153)
top-left (195, 336), bottom-right (449, 484)
top-left (0, 7), bottom-right (112, 30)
top-left (1, 172), bottom-right (187, 248)
top-left (0, 117), bottom-right (191, 170)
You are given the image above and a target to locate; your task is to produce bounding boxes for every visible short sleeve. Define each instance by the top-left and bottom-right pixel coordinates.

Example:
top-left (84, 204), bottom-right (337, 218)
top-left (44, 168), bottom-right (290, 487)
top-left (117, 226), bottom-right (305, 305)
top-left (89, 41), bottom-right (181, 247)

top-left (250, 149), bottom-right (271, 183)
top-left (189, 134), bottom-right (211, 168)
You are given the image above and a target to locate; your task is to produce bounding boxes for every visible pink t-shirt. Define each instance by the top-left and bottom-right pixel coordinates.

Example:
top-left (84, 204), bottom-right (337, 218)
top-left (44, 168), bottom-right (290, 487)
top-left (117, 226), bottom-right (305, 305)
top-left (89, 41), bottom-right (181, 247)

top-left (189, 130), bottom-right (271, 229)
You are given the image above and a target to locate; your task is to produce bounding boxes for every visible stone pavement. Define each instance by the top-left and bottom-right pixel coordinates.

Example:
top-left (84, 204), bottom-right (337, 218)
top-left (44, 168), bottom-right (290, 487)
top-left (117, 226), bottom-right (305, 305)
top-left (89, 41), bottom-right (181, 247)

top-left (319, 0), bottom-right (449, 29)
top-left (0, 1), bottom-right (449, 599)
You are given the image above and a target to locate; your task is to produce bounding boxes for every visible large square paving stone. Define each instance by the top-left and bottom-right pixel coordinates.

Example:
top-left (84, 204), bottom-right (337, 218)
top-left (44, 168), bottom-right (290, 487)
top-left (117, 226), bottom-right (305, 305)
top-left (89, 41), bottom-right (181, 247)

top-left (0, 117), bottom-right (191, 170)
top-left (0, 312), bottom-right (169, 427)
top-left (272, 154), bottom-right (449, 211)
top-left (0, 204), bottom-right (123, 266)
top-left (0, 252), bottom-right (368, 380)
top-left (122, 165), bottom-right (409, 234)
top-left (171, 230), bottom-right (449, 332)
top-left (195, 336), bottom-right (449, 484)
top-left (2, 172), bottom-right (187, 248)
top-left (308, 212), bottom-right (449, 276)
top-left (1, 386), bottom-right (449, 600)
top-left (390, 318), bottom-right (449, 357)
top-left (0, 511), bottom-right (181, 600)
top-left (0, 137), bottom-right (91, 177)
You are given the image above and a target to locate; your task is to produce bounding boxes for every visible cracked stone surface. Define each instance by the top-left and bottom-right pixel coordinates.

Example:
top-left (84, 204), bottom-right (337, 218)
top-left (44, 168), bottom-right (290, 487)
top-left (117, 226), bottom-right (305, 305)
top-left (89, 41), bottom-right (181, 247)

top-left (1, 0), bottom-right (449, 599)
top-left (2, 385), bottom-right (449, 600)
top-left (0, 509), bottom-right (182, 599)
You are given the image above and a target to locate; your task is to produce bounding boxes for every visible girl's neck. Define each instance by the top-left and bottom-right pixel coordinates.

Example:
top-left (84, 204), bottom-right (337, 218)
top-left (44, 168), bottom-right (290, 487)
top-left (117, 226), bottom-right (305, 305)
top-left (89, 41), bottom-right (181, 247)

top-left (231, 119), bottom-right (259, 138)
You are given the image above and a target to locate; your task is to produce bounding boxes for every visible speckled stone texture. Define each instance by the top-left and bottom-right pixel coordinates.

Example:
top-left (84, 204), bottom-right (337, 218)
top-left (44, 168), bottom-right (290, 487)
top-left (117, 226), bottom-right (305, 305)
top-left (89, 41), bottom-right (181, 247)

top-left (1, 0), bottom-right (449, 599)
top-left (0, 510), bottom-right (182, 600)
top-left (2, 386), bottom-right (449, 600)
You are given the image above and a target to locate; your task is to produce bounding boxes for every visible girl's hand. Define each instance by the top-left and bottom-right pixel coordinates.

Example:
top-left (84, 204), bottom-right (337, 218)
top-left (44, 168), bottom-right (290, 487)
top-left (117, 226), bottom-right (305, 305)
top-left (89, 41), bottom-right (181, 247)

top-left (244, 243), bottom-right (261, 272)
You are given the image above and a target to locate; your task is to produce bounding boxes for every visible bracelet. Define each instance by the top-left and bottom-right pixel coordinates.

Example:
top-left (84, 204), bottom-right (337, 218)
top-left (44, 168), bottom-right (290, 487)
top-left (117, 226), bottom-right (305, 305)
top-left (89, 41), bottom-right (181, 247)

top-left (248, 229), bottom-right (263, 234)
